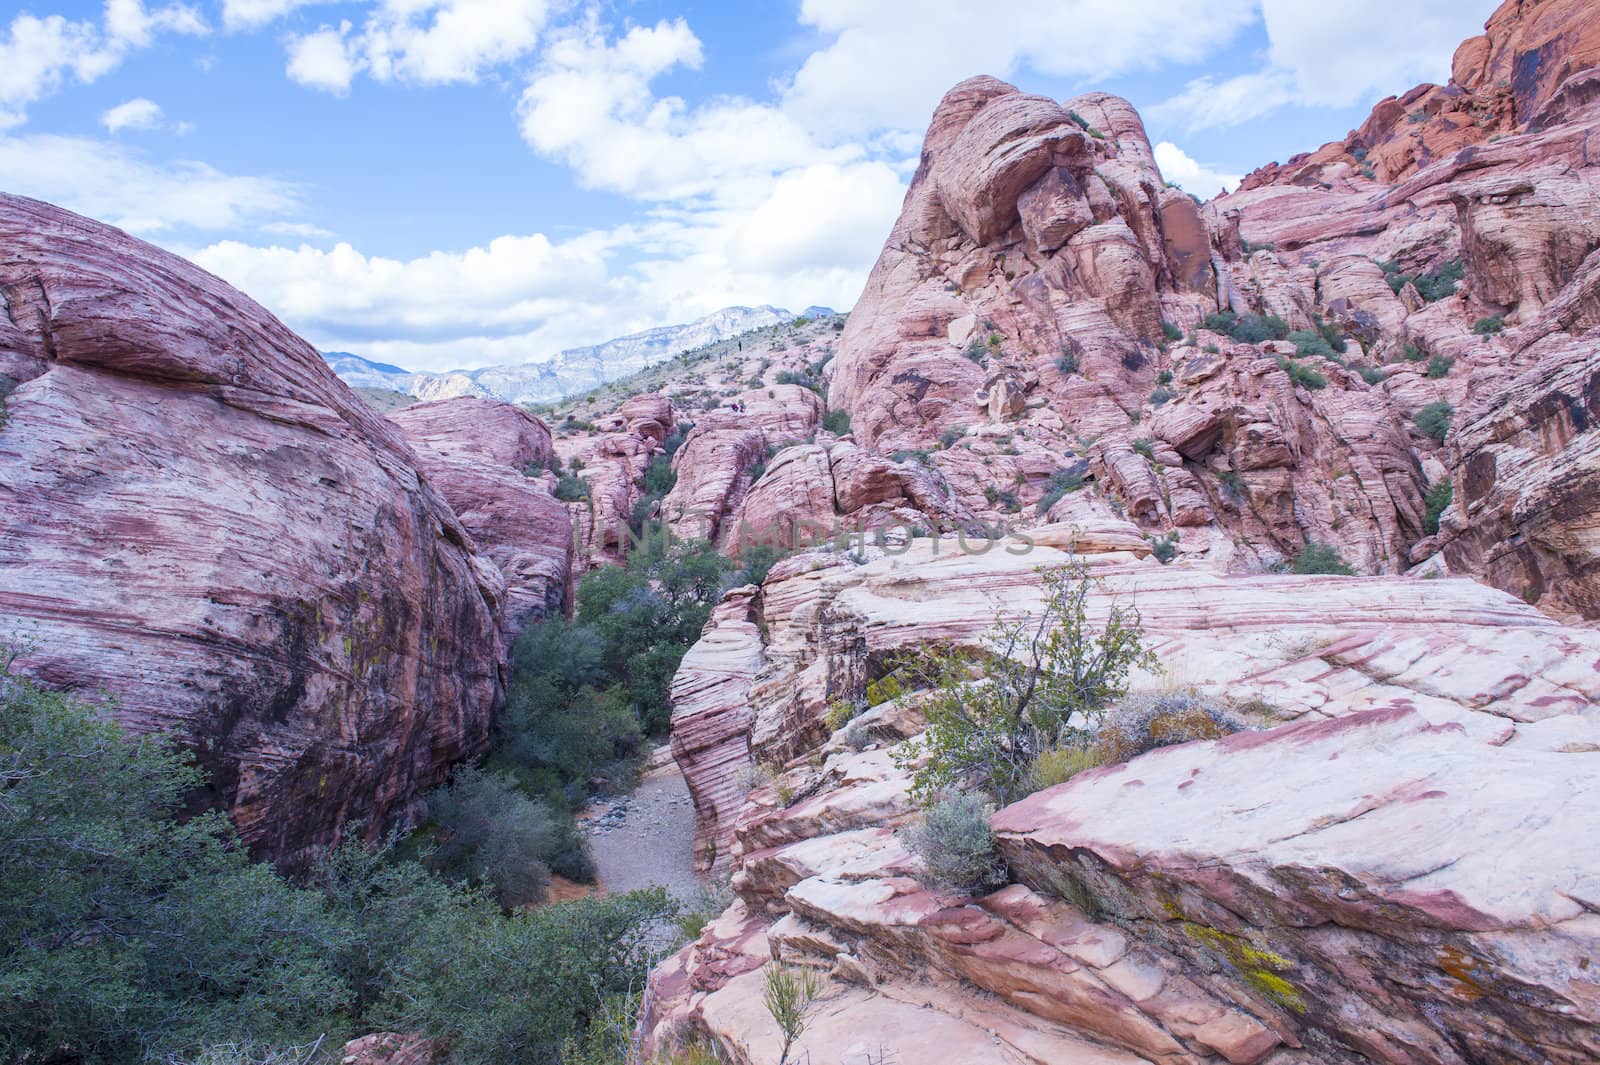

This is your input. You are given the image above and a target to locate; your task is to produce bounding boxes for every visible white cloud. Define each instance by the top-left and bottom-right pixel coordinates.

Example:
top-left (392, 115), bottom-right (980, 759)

top-left (286, 23), bottom-right (359, 92)
top-left (1148, 71), bottom-right (1298, 132)
top-left (286, 0), bottom-right (557, 91)
top-left (261, 220), bottom-right (334, 238)
top-left (781, 0), bottom-right (1260, 140)
top-left (0, 133), bottom-right (299, 233)
top-left (221, 0), bottom-right (323, 31)
top-left (1153, 141), bottom-right (1242, 199)
top-left (1154, 0), bottom-right (1493, 131)
top-left (101, 97), bottom-right (164, 133)
top-left (515, 17), bottom-right (848, 204)
top-left (0, 1), bottom-right (207, 127)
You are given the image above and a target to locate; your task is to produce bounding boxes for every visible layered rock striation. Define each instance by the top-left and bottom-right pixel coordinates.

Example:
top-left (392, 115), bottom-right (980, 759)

top-left (0, 194), bottom-right (509, 863)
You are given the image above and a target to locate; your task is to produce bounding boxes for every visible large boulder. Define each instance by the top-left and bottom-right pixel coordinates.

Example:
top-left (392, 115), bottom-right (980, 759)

top-left (389, 397), bottom-right (573, 638)
top-left (0, 194), bottom-right (503, 864)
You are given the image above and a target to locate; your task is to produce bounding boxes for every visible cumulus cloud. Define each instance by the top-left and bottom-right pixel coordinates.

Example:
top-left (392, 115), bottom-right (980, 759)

top-left (1153, 142), bottom-right (1242, 199)
top-left (0, 133), bottom-right (300, 233)
top-left (101, 97), bottom-right (164, 132)
top-left (221, 0), bottom-right (323, 31)
top-left (286, 23), bottom-right (359, 92)
top-left (1155, 0), bottom-right (1491, 131)
top-left (286, 0), bottom-right (557, 91)
top-left (0, 1), bottom-right (207, 128)
top-left (516, 18), bottom-right (849, 204)
top-left (781, 0), bottom-right (1260, 140)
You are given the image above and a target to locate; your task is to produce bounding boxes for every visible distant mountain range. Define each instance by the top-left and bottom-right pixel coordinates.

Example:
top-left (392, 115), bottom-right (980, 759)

top-left (324, 305), bottom-right (835, 406)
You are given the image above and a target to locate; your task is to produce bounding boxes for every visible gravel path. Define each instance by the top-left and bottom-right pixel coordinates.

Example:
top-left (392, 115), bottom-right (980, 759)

top-left (583, 762), bottom-right (704, 902)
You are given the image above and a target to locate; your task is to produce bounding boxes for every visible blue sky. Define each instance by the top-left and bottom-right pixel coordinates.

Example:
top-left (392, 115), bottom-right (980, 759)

top-left (0, 0), bottom-right (1497, 371)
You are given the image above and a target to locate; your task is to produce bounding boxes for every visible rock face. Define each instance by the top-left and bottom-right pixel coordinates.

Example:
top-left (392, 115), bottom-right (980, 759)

top-left (389, 397), bottom-right (573, 638)
top-left (812, 0), bottom-right (1600, 619)
top-left (0, 194), bottom-right (504, 864)
top-left (643, 538), bottom-right (1600, 1065)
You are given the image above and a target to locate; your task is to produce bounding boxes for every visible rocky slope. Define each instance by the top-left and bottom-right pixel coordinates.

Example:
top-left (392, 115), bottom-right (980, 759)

top-left (635, 2), bottom-right (1600, 1062)
top-left (324, 305), bottom-right (816, 406)
top-left (744, 0), bottom-right (1598, 622)
top-left (0, 194), bottom-right (570, 864)
top-left (644, 535), bottom-right (1600, 1065)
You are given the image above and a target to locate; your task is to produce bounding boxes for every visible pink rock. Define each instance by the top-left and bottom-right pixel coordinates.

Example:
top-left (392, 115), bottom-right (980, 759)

top-left (0, 194), bottom-right (502, 864)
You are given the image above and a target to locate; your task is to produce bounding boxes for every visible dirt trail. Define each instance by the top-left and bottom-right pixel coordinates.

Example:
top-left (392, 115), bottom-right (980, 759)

top-left (583, 760), bottom-right (703, 902)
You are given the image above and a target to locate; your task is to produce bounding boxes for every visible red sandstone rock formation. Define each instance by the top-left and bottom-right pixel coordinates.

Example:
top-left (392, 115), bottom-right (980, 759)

top-left (812, 0), bottom-right (1600, 618)
top-left (0, 194), bottom-right (506, 864)
top-left (647, 539), bottom-right (1600, 1064)
top-left (389, 396), bottom-right (573, 637)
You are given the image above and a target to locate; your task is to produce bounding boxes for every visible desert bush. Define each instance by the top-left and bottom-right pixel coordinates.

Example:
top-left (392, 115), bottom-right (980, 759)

top-left (172, 1043), bottom-right (331, 1065)
top-left (1027, 745), bottom-right (1102, 793)
top-left (426, 767), bottom-right (573, 907)
top-left (1423, 479), bottom-right (1454, 536)
top-left (1035, 466), bottom-right (1085, 515)
top-left (1147, 531), bottom-right (1179, 564)
top-left (1148, 385), bottom-right (1175, 406)
top-left (1290, 542), bottom-right (1355, 575)
top-left (1092, 691), bottom-right (1245, 765)
top-left (555, 473), bottom-right (591, 502)
top-left (1382, 258), bottom-right (1463, 302)
top-left (1276, 356), bottom-right (1327, 390)
top-left (1160, 320), bottom-right (1183, 342)
top-left (0, 660), bottom-right (347, 1062)
top-left (1056, 348), bottom-right (1079, 375)
top-left (1414, 401), bottom-right (1453, 443)
top-left (1132, 437), bottom-right (1156, 460)
top-left (894, 561), bottom-right (1154, 804)
top-left (1287, 329), bottom-right (1335, 359)
top-left (940, 425), bottom-right (966, 448)
top-left (1216, 469), bottom-right (1246, 500)
top-left (1355, 363), bottom-right (1384, 385)
top-left (1426, 354), bottom-right (1455, 378)
top-left (1473, 314), bottom-right (1506, 335)
top-left (822, 409), bottom-right (851, 434)
top-left (900, 794), bottom-right (1007, 895)
top-left (763, 964), bottom-right (825, 1065)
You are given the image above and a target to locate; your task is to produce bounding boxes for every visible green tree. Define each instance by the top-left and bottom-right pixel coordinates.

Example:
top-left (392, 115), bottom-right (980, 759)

top-left (376, 889), bottom-right (677, 1065)
top-left (0, 658), bottom-right (346, 1062)
top-left (895, 562), bottom-right (1154, 805)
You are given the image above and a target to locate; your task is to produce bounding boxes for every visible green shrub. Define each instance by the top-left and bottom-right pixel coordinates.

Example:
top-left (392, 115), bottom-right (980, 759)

top-left (554, 474), bottom-right (591, 502)
top-left (1473, 315), bottom-right (1506, 335)
top-left (900, 795), bottom-right (1007, 895)
top-left (983, 485), bottom-right (1022, 513)
top-left (1160, 320), bottom-right (1183, 342)
top-left (379, 888), bottom-right (676, 1065)
top-left (1382, 258), bottom-right (1464, 302)
top-left (776, 369), bottom-right (821, 392)
top-left (1027, 746), bottom-right (1102, 794)
top-left (0, 665), bottom-right (346, 1061)
top-left (1276, 356), bottom-right (1327, 390)
top-left (1290, 542), bottom-right (1355, 575)
top-left (1414, 401), bottom-right (1453, 443)
top-left (762, 963), bottom-right (825, 1065)
top-left (1201, 310), bottom-right (1290, 344)
top-left (1287, 329), bottom-right (1335, 359)
top-left (1403, 342), bottom-right (1429, 362)
top-left (822, 408), bottom-right (851, 434)
top-left (1423, 479), bottom-right (1454, 536)
top-left (732, 541), bottom-right (789, 587)
top-left (894, 562), bottom-right (1154, 804)
top-left (425, 767), bottom-right (581, 907)
top-left (1092, 692), bottom-right (1245, 765)
top-left (1217, 469), bottom-right (1245, 500)
top-left (1149, 385), bottom-right (1175, 406)
top-left (1355, 364), bottom-right (1384, 385)
top-left (1203, 343), bottom-right (1220, 354)
top-left (1426, 354), bottom-right (1455, 378)
top-left (1132, 437), bottom-right (1156, 460)
top-left (1056, 348), bottom-right (1079, 375)
top-left (1148, 531), bottom-right (1179, 564)
top-left (1035, 466), bottom-right (1085, 515)
top-left (940, 425), bottom-right (966, 448)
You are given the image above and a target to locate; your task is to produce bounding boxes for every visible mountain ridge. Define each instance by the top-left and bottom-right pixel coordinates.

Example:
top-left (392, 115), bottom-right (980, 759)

top-left (323, 304), bottom-right (837, 406)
